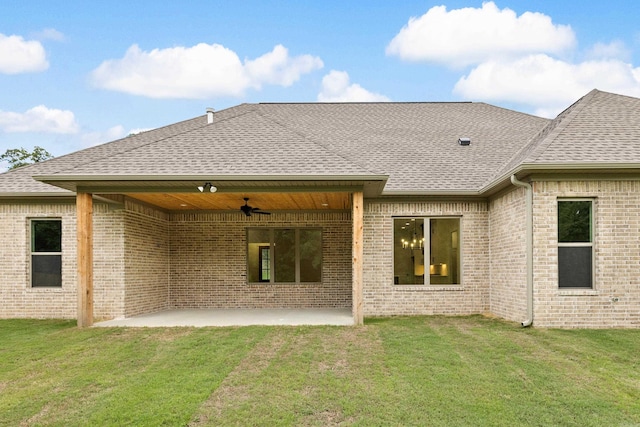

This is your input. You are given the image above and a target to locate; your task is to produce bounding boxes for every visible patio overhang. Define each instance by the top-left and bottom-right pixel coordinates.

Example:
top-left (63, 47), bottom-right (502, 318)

top-left (32, 174), bottom-right (383, 327)
top-left (33, 174), bottom-right (387, 212)
top-left (32, 174), bottom-right (388, 196)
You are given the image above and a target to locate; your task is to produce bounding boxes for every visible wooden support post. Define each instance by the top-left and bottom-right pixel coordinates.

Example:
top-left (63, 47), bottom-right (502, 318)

top-left (352, 191), bottom-right (364, 325)
top-left (76, 192), bottom-right (93, 327)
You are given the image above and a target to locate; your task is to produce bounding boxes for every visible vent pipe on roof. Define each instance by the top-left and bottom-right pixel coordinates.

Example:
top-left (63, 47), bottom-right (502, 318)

top-left (206, 107), bottom-right (215, 124)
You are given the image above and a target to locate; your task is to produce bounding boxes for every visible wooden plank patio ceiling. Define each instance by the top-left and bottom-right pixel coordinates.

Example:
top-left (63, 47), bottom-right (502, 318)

top-left (125, 192), bottom-right (352, 211)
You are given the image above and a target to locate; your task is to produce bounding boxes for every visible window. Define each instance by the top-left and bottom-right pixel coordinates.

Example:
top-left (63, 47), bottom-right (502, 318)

top-left (247, 228), bottom-right (322, 283)
top-left (558, 200), bottom-right (593, 288)
top-left (31, 219), bottom-right (62, 287)
top-left (393, 218), bottom-right (460, 285)
top-left (259, 246), bottom-right (271, 282)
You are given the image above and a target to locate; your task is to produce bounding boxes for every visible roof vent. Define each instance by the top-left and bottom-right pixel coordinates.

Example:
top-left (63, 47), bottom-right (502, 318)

top-left (206, 107), bottom-right (215, 124)
top-left (458, 137), bottom-right (471, 146)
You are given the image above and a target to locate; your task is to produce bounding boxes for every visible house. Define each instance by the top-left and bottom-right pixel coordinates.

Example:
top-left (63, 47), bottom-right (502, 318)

top-left (1, 89), bottom-right (639, 328)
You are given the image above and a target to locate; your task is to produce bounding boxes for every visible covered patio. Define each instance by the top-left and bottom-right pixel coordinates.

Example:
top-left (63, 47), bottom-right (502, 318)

top-left (33, 177), bottom-right (381, 327)
top-left (94, 308), bottom-right (354, 327)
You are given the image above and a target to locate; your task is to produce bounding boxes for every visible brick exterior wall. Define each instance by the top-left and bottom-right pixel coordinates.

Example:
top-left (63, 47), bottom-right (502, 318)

top-left (168, 211), bottom-right (352, 309)
top-left (362, 200), bottom-right (490, 316)
top-left (4, 181), bottom-right (640, 328)
top-left (532, 180), bottom-right (640, 328)
top-left (0, 201), bottom-right (351, 319)
top-left (94, 204), bottom-right (126, 319)
top-left (123, 200), bottom-right (170, 317)
top-left (488, 187), bottom-right (528, 323)
top-left (0, 202), bottom-right (125, 320)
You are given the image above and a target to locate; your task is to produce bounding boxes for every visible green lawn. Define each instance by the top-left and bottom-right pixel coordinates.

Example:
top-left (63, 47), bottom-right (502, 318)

top-left (1, 316), bottom-right (639, 426)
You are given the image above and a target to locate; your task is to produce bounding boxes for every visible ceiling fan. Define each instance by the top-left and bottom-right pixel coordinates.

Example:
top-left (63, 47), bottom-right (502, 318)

top-left (240, 198), bottom-right (271, 216)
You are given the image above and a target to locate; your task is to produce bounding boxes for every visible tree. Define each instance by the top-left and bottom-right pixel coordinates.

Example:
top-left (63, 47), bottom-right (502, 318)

top-left (0, 146), bottom-right (53, 170)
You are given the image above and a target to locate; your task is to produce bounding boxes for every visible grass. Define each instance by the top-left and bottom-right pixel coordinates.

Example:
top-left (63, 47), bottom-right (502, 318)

top-left (1, 316), bottom-right (639, 426)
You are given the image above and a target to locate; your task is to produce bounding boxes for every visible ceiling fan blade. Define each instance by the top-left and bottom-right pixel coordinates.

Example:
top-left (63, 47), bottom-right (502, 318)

top-left (240, 198), bottom-right (270, 216)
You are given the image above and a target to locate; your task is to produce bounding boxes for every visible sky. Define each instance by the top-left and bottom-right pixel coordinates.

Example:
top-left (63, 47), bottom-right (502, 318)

top-left (1, 0), bottom-right (639, 169)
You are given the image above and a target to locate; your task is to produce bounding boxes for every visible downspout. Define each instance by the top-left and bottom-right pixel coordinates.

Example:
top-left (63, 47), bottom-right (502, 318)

top-left (510, 175), bottom-right (533, 327)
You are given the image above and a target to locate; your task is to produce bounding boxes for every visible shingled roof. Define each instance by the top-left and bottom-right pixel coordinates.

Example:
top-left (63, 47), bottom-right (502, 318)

top-left (0, 113), bottom-right (207, 196)
top-left (1, 89), bottom-right (638, 198)
top-left (494, 89), bottom-right (640, 181)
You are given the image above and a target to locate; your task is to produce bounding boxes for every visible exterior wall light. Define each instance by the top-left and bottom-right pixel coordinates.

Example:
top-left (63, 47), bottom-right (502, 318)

top-left (197, 182), bottom-right (217, 193)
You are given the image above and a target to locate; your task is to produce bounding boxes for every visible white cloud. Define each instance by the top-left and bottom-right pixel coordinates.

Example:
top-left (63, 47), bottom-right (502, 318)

top-left (317, 70), bottom-right (390, 102)
top-left (585, 40), bottom-right (630, 61)
top-left (33, 28), bottom-right (66, 42)
top-left (91, 43), bottom-right (323, 99)
top-left (128, 127), bottom-right (153, 135)
top-left (0, 105), bottom-right (79, 133)
top-left (245, 45), bottom-right (323, 88)
top-left (0, 33), bottom-right (49, 74)
top-left (385, 3), bottom-right (640, 117)
top-left (386, 2), bottom-right (575, 67)
top-left (453, 54), bottom-right (640, 117)
top-left (80, 125), bottom-right (127, 147)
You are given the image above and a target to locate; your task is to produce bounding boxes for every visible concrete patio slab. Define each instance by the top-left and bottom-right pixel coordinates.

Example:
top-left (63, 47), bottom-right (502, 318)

top-left (94, 308), bottom-right (354, 327)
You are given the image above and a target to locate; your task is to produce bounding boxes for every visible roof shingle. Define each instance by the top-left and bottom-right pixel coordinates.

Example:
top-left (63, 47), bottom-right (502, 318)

top-left (3, 90), bottom-right (638, 197)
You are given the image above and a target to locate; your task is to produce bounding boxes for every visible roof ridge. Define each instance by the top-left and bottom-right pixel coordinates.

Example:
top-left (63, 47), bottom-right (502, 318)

top-left (522, 89), bottom-right (599, 164)
top-left (44, 104), bottom-right (259, 176)
top-left (258, 101), bottom-right (474, 105)
top-left (0, 157), bottom-right (52, 176)
top-left (40, 116), bottom-right (203, 171)
top-left (483, 90), bottom-right (600, 186)
top-left (254, 107), bottom-right (385, 175)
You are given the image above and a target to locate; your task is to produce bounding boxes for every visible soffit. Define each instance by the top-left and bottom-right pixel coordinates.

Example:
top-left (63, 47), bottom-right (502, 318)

top-left (34, 176), bottom-right (386, 200)
top-left (125, 191), bottom-right (351, 211)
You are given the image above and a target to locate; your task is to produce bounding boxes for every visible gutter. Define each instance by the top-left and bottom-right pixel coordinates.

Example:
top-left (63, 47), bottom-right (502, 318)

top-left (0, 192), bottom-right (74, 198)
top-left (483, 163), bottom-right (640, 196)
top-left (31, 173), bottom-right (390, 183)
top-left (510, 175), bottom-right (533, 327)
